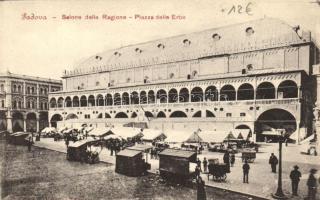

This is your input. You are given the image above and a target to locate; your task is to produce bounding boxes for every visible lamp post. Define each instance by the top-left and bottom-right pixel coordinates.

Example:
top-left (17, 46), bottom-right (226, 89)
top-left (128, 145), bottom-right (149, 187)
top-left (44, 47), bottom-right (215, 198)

top-left (272, 129), bottom-right (287, 199)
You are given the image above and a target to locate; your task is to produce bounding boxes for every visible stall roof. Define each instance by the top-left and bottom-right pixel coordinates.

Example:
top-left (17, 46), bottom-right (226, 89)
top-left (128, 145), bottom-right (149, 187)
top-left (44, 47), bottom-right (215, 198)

top-left (69, 138), bottom-right (95, 148)
top-left (142, 129), bottom-right (166, 141)
top-left (89, 127), bottom-right (111, 137)
top-left (127, 144), bottom-right (153, 152)
top-left (117, 149), bottom-right (142, 157)
top-left (110, 127), bottom-right (143, 139)
top-left (231, 129), bottom-right (251, 140)
top-left (164, 130), bottom-right (197, 143)
top-left (11, 132), bottom-right (29, 137)
top-left (198, 131), bottom-right (236, 143)
top-left (41, 127), bottom-right (56, 133)
top-left (159, 149), bottom-right (196, 159)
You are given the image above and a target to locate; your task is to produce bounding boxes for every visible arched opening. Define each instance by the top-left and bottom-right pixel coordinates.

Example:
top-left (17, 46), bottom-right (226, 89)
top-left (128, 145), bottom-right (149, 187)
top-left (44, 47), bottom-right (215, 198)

top-left (191, 87), bottom-right (203, 102)
top-left (96, 94), bottom-right (104, 106)
top-left (50, 114), bottom-right (63, 128)
top-left (277, 80), bottom-right (298, 99)
top-left (57, 97), bottom-right (64, 108)
top-left (115, 112), bottom-right (128, 118)
top-left (122, 92), bottom-right (130, 105)
top-left (157, 111), bottom-right (166, 118)
top-left (148, 90), bottom-right (155, 104)
top-left (256, 82), bottom-right (275, 99)
top-left (88, 95), bottom-right (95, 106)
top-left (65, 96), bottom-right (72, 107)
top-left (131, 91), bottom-right (139, 105)
top-left (140, 91), bottom-right (147, 104)
top-left (131, 112), bottom-right (137, 118)
top-left (26, 112), bottom-right (37, 132)
top-left (97, 113), bottom-right (103, 118)
top-left (12, 112), bottom-right (24, 132)
top-left (66, 113), bottom-right (78, 120)
top-left (105, 113), bottom-right (111, 118)
top-left (168, 88), bottom-right (178, 103)
top-left (220, 85), bottom-right (236, 101)
top-left (39, 112), bottom-right (48, 131)
top-left (206, 110), bottom-right (215, 118)
top-left (205, 86), bottom-right (218, 101)
top-left (192, 111), bottom-right (201, 118)
top-left (256, 109), bottom-right (296, 142)
top-left (179, 88), bottom-right (189, 103)
top-left (80, 96), bottom-right (87, 107)
top-left (237, 83), bottom-right (254, 100)
top-left (105, 94), bottom-right (113, 106)
top-left (157, 89), bottom-right (167, 103)
top-left (0, 112), bottom-right (7, 131)
top-left (114, 93), bottom-right (121, 105)
top-left (170, 111), bottom-right (187, 118)
top-left (145, 111), bottom-right (154, 118)
top-left (50, 98), bottom-right (57, 108)
top-left (72, 96), bottom-right (79, 107)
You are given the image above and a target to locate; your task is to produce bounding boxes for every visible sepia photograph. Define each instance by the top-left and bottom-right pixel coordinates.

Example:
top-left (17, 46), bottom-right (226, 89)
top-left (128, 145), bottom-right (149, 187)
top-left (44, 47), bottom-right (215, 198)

top-left (0, 0), bottom-right (320, 199)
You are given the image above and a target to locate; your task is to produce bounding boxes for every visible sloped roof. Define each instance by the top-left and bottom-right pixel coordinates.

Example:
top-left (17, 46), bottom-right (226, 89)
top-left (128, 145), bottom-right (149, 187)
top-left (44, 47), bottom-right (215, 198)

top-left (89, 127), bottom-right (111, 137)
top-left (159, 149), bottom-right (196, 159)
top-left (117, 149), bottom-right (142, 157)
top-left (198, 131), bottom-right (236, 143)
top-left (110, 127), bottom-right (143, 139)
top-left (164, 130), bottom-right (195, 143)
top-left (70, 18), bottom-right (306, 75)
top-left (142, 129), bottom-right (166, 141)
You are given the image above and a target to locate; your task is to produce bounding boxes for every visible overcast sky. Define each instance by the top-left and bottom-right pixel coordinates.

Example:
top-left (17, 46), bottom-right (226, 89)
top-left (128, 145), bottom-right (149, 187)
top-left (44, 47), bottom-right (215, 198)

top-left (0, 0), bottom-right (319, 80)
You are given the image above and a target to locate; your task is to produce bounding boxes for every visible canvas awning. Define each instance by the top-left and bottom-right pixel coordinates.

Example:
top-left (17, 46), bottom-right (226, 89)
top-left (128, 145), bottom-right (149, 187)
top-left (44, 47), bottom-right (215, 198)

top-left (127, 144), bottom-right (153, 152)
top-left (89, 127), bottom-right (111, 137)
top-left (109, 127), bottom-right (143, 139)
top-left (198, 131), bottom-right (236, 143)
top-left (69, 138), bottom-right (95, 148)
top-left (41, 127), bottom-right (57, 134)
top-left (232, 129), bottom-right (251, 140)
top-left (142, 129), bottom-right (166, 141)
top-left (164, 130), bottom-right (196, 143)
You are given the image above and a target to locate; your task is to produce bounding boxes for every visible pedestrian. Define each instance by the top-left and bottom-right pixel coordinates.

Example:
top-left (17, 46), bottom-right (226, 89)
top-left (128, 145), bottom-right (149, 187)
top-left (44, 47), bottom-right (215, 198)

top-left (223, 151), bottom-right (230, 173)
top-left (27, 135), bottom-right (32, 152)
top-left (306, 168), bottom-right (317, 200)
top-left (203, 157), bottom-right (208, 173)
top-left (65, 136), bottom-right (69, 147)
top-left (269, 153), bottom-right (278, 173)
top-left (197, 158), bottom-right (202, 172)
top-left (195, 166), bottom-right (201, 179)
top-left (230, 153), bottom-right (235, 167)
top-left (242, 160), bottom-right (250, 183)
top-left (197, 176), bottom-right (206, 200)
top-left (289, 165), bottom-right (301, 196)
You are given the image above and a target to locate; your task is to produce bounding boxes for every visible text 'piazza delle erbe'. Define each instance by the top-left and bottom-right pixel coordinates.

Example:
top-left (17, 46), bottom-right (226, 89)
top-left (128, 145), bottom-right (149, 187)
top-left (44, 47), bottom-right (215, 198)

top-left (21, 13), bottom-right (186, 21)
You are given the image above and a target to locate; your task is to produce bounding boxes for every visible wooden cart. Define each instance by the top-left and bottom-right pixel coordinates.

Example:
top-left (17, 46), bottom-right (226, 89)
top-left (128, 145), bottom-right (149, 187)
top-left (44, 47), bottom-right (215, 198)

top-left (208, 162), bottom-right (228, 181)
top-left (241, 149), bottom-right (256, 163)
top-left (158, 149), bottom-right (197, 185)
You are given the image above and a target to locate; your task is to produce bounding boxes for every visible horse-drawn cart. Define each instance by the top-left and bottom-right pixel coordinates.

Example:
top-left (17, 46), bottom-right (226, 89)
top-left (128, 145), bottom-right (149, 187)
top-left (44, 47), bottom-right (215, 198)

top-left (241, 149), bottom-right (256, 162)
top-left (207, 159), bottom-right (228, 181)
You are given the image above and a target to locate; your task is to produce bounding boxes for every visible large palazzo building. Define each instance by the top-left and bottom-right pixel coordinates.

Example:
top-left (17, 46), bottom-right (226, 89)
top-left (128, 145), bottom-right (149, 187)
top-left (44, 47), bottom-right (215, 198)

top-left (0, 71), bottom-right (62, 133)
top-left (48, 18), bottom-right (320, 142)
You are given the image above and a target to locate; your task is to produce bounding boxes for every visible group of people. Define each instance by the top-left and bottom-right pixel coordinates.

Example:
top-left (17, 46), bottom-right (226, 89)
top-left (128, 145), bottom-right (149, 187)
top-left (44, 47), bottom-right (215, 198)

top-left (150, 147), bottom-right (161, 159)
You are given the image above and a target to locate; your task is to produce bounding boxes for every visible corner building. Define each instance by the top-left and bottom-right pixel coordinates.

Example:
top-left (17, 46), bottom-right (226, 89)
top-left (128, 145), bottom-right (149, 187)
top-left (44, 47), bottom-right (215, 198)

top-left (48, 18), bottom-right (320, 142)
top-left (0, 71), bottom-right (62, 133)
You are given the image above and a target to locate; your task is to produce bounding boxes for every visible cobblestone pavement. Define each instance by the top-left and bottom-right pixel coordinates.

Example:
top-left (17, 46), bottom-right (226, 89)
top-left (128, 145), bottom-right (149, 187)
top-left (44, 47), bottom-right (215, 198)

top-left (33, 138), bottom-right (320, 199)
top-left (0, 140), bottom-right (263, 200)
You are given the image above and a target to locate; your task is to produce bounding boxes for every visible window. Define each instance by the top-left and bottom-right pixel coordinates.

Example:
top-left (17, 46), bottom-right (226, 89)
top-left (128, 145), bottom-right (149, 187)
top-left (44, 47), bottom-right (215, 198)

top-left (31, 87), bottom-right (35, 94)
top-left (169, 73), bottom-right (174, 79)
top-left (27, 87), bottom-right (30, 94)
top-left (220, 108), bottom-right (224, 111)
top-left (13, 101), bottom-right (17, 109)
top-left (245, 27), bottom-right (254, 36)
top-left (13, 85), bottom-right (17, 92)
top-left (114, 51), bottom-right (121, 56)
top-left (157, 43), bottom-right (165, 49)
top-left (226, 113), bottom-right (232, 117)
top-left (44, 88), bottom-right (47, 94)
top-left (96, 81), bottom-right (100, 86)
top-left (183, 39), bottom-right (191, 46)
top-left (212, 33), bottom-right (221, 41)
top-left (247, 64), bottom-right (253, 71)
top-left (1, 100), bottom-right (4, 108)
top-left (27, 101), bottom-right (30, 109)
top-left (135, 48), bottom-right (142, 53)
top-left (0, 84), bottom-right (4, 92)
top-left (18, 85), bottom-right (21, 93)
top-left (40, 88), bottom-right (43, 94)
top-left (240, 113), bottom-right (246, 117)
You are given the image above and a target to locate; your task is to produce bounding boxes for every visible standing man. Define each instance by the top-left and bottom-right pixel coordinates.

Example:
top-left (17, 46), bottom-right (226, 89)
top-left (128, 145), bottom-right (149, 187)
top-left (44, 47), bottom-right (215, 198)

top-left (196, 176), bottom-right (206, 200)
top-left (203, 157), bottom-right (208, 173)
top-left (289, 165), bottom-right (301, 196)
top-left (27, 134), bottom-right (32, 152)
top-left (197, 158), bottom-right (202, 172)
top-left (223, 151), bottom-right (230, 173)
top-left (242, 160), bottom-right (250, 183)
top-left (306, 168), bottom-right (317, 200)
top-left (269, 153), bottom-right (278, 173)
top-left (230, 153), bottom-right (235, 167)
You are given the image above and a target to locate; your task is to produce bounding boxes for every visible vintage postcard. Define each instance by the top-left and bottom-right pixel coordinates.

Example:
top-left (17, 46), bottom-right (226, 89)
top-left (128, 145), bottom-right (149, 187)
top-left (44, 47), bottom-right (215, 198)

top-left (0, 0), bottom-right (320, 199)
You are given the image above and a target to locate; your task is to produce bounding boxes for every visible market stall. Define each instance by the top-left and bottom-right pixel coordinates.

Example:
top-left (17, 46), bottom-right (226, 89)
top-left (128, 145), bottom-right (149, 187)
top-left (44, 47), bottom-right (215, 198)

top-left (141, 129), bottom-right (166, 143)
top-left (8, 132), bottom-right (30, 145)
top-left (115, 149), bottom-right (147, 177)
top-left (158, 149), bottom-right (197, 184)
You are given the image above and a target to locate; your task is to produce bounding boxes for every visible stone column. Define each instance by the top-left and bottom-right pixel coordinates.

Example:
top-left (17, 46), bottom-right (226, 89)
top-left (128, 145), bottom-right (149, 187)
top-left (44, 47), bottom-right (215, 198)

top-left (36, 118), bottom-right (40, 133)
top-left (6, 111), bottom-right (12, 133)
top-left (23, 115), bottom-right (27, 132)
top-left (23, 82), bottom-right (26, 109)
top-left (313, 64), bottom-right (320, 138)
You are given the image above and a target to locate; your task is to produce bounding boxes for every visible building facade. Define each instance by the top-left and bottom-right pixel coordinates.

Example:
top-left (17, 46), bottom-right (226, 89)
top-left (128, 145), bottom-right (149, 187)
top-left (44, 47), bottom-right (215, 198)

top-left (48, 18), bottom-right (320, 142)
top-left (0, 71), bottom-right (62, 133)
